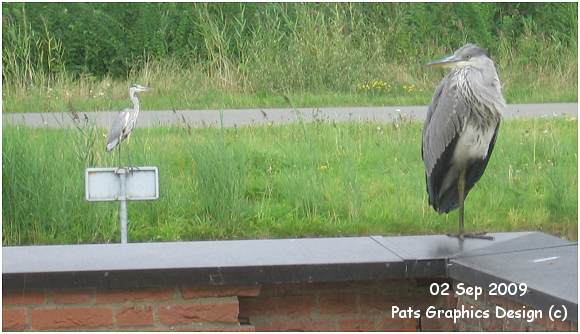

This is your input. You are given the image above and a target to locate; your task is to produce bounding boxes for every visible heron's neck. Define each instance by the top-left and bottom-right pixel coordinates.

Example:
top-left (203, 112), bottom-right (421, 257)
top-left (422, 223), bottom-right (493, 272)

top-left (130, 92), bottom-right (140, 111)
top-left (455, 67), bottom-right (505, 119)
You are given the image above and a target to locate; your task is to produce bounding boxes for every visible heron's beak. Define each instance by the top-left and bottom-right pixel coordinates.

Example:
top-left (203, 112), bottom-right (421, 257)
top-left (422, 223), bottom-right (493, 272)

top-left (426, 54), bottom-right (463, 68)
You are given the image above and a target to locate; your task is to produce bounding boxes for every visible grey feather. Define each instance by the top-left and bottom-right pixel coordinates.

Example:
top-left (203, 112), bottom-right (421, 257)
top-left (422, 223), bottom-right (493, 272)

top-left (106, 109), bottom-right (131, 152)
top-left (422, 73), bottom-right (467, 176)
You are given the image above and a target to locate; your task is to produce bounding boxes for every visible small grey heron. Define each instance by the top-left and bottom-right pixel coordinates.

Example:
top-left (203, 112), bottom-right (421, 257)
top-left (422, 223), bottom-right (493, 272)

top-left (422, 44), bottom-right (505, 240)
top-left (106, 84), bottom-right (149, 165)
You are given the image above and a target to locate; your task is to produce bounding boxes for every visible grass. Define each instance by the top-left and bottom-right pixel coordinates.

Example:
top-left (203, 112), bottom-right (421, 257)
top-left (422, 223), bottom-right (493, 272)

top-left (2, 54), bottom-right (577, 114)
top-left (3, 86), bottom-right (578, 115)
top-left (3, 116), bottom-right (577, 246)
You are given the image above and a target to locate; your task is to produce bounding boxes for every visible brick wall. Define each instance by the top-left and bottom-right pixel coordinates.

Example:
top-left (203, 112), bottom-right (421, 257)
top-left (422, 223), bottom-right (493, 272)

top-left (238, 279), bottom-right (455, 331)
top-left (3, 279), bottom-right (576, 331)
top-left (2, 285), bottom-right (258, 331)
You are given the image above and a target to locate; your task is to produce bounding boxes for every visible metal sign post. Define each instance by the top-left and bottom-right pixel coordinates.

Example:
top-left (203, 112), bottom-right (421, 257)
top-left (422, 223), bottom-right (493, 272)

top-left (117, 168), bottom-right (129, 244)
top-left (85, 167), bottom-right (159, 243)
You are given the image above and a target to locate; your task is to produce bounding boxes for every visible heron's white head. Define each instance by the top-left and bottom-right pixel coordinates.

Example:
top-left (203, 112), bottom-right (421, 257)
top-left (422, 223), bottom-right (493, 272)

top-left (426, 44), bottom-right (491, 70)
top-left (129, 84), bottom-right (149, 97)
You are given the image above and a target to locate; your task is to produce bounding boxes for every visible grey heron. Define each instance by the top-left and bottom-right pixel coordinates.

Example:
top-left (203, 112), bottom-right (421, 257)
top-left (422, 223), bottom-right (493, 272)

top-left (422, 44), bottom-right (505, 240)
top-left (106, 84), bottom-right (149, 165)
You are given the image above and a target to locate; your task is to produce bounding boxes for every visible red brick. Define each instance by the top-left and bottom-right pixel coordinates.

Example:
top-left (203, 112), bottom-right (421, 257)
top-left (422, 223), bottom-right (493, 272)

top-left (239, 295), bottom-right (315, 317)
top-left (457, 316), bottom-right (482, 331)
top-left (116, 305), bottom-right (153, 327)
top-left (238, 297), bottom-right (260, 318)
top-left (480, 315), bottom-right (503, 331)
top-left (258, 281), bottom-right (373, 296)
top-left (52, 288), bottom-right (93, 304)
top-left (359, 293), bottom-right (414, 313)
top-left (264, 281), bottom-right (402, 296)
top-left (531, 311), bottom-right (554, 329)
top-left (31, 307), bottom-right (113, 330)
top-left (96, 288), bottom-right (174, 304)
top-left (443, 293), bottom-right (458, 308)
top-left (527, 323), bottom-right (552, 332)
top-left (377, 317), bottom-right (417, 331)
top-left (158, 298), bottom-right (239, 324)
top-left (167, 323), bottom-right (256, 331)
top-left (421, 316), bottom-right (455, 331)
top-left (202, 324), bottom-right (256, 332)
top-left (456, 295), bottom-right (481, 308)
top-left (3, 308), bottom-right (27, 330)
top-left (457, 323), bottom-right (484, 332)
top-left (3, 289), bottom-right (45, 305)
top-left (182, 285), bottom-right (260, 299)
top-left (204, 324), bottom-right (256, 331)
top-left (339, 318), bottom-right (375, 331)
top-left (255, 319), bottom-right (338, 331)
top-left (360, 293), bottom-right (433, 313)
top-left (503, 319), bottom-right (524, 331)
top-left (319, 293), bottom-right (358, 315)
top-left (276, 295), bottom-right (316, 317)
top-left (553, 319), bottom-right (572, 331)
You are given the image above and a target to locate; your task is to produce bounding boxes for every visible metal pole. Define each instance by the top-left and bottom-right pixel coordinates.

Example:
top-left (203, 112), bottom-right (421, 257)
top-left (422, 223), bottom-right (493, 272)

top-left (117, 168), bottom-right (128, 244)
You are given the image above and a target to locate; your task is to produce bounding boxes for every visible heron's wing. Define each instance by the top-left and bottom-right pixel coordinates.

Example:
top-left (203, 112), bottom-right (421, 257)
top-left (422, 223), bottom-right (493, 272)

top-left (422, 75), bottom-right (469, 210)
top-left (106, 109), bottom-right (131, 151)
top-left (422, 75), bottom-right (467, 175)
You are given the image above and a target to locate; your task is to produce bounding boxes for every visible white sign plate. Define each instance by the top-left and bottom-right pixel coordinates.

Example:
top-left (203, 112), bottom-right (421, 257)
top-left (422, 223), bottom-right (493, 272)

top-left (85, 167), bottom-right (159, 201)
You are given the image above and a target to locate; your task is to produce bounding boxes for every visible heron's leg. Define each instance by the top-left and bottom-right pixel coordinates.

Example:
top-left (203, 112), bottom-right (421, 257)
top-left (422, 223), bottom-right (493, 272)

top-left (446, 168), bottom-right (494, 240)
top-left (127, 151), bottom-right (140, 173)
top-left (125, 136), bottom-right (140, 174)
top-left (126, 134), bottom-right (131, 167)
top-left (118, 142), bottom-right (122, 167)
top-left (458, 167), bottom-right (466, 238)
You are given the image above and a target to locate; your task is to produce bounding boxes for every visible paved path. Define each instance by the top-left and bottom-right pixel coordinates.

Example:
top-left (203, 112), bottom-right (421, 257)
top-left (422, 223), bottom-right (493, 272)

top-left (2, 103), bottom-right (577, 129)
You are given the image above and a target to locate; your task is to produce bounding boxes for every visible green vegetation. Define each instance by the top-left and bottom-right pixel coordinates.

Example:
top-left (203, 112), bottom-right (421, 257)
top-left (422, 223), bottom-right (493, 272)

top-left (3, 117), bottom-right (577, 246)
top-left (2, 3), bottom-right (577, 246)
top-left (2, 3), bottom-right (577, 112)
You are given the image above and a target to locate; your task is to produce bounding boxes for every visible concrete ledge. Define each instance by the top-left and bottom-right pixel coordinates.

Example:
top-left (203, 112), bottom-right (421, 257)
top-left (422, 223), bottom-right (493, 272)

top-left (449, 244), bottom-right (577, 321)
top-left (3, 232), bottom-right (577, 323)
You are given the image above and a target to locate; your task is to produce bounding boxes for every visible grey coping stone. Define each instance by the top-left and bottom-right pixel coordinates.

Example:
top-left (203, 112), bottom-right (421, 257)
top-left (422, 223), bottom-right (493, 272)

top-left (371, 231), bottom-right (548, 260)
top-left (3, 232), bottom-right (577, 319)
top-left (449, 244), bottom-right (578, 320)
top-left (3, 237), bottom-right (402, 274)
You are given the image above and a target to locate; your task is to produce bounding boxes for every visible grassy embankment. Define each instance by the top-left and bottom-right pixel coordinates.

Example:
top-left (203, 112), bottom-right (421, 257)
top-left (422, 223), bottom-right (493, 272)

top-left (3, 116), bottom-right (577, 246)
top-left (3, 43), bottom-right (577, 113)
top-left (2, 4), bottom-right (577, 113)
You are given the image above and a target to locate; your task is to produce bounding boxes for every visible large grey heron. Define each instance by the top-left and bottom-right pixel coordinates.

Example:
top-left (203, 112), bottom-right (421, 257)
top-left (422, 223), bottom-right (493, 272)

top-left (106, 84), bottom-right (149, 165)
top-left (422, 44), bottom-right (505, 240)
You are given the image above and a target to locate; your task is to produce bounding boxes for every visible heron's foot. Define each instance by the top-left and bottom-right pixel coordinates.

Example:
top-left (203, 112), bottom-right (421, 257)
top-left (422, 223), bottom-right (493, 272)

top-left (127, 166), bottom-right (141, 175)
top-left (446, 232), bottom-right (494, 241)
top-left (115, 166), bottom-right (141, 175)
top-left (114, 167), bottom-right (127, 174)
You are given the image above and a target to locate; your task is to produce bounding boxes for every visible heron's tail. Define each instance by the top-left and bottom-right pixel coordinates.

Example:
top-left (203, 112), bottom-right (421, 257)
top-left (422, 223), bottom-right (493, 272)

top-left (434, 188), bottom-right (460, 214)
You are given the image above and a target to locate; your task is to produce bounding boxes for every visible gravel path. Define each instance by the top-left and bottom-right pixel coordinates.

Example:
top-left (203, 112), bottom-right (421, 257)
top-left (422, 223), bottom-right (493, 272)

top-left (3, 103), bottom-right (577, 129)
